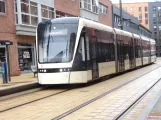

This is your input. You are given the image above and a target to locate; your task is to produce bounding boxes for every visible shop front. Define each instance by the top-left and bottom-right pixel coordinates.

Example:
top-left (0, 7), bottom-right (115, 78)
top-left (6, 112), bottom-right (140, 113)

top-left (18, 42), bottom-right (36, 71)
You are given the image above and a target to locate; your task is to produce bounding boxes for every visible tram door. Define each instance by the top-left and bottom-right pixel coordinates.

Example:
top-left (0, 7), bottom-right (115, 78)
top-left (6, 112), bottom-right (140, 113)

top-left (117, 40), bottom-right (125, 72)
top-left (129, 38), bottom-right (135, 68)
top-left (90, 37), bottom-right (99, 79)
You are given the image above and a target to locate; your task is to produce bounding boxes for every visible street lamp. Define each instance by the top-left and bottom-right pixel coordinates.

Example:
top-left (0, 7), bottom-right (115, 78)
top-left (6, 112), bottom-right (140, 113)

top-left (119, 0), bottom-right (123, 30)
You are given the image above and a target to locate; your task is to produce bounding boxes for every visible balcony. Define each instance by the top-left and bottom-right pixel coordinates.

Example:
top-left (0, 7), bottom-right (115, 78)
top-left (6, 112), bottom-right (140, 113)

top-left (79, 0), bottom-right (99, 21)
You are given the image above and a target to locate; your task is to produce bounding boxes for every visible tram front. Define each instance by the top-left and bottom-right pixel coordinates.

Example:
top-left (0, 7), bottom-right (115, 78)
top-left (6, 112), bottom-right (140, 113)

top-left (37, 18), bottom-right (79, 84)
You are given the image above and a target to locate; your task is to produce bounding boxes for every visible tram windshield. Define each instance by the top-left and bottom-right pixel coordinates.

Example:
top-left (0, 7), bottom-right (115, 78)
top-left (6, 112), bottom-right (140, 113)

top-left (38, 22), bottom-right (77, 63)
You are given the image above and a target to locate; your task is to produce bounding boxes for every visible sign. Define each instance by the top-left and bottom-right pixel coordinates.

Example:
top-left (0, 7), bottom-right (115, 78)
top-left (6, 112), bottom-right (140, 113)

top-left (0, 41), bottom-right (13, 45)
top-left (49, 29), bottom-right (68, 36)
top-left (23, 51), bottom-right (30, 58)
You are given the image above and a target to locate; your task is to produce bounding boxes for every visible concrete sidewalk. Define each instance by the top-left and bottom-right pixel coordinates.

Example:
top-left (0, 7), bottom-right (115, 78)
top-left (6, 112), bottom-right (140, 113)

top-left (146, 93), bottom-right (161, 120)
top-left (0, 73), bottom-right (39, 96)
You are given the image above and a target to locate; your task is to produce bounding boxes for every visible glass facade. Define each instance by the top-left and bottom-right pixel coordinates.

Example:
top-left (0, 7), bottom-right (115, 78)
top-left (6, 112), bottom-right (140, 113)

top-left (14, 0), bottom-right (55, 26)
top-left (18, 43), bottom-right (36, 71)
top-left (13, 0), bottom-right (55, 71)
top-left (41, 5), bottom-right (55, 21)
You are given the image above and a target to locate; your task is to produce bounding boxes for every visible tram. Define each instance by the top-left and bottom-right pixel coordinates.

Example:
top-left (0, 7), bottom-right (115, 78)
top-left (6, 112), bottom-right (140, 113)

top-left (36, 17), bottom-right (156, 84)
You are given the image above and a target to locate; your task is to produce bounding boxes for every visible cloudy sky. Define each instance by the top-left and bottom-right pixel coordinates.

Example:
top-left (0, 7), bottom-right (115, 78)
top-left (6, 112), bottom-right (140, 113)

top-left (111, 0), bottom-right (156, 3)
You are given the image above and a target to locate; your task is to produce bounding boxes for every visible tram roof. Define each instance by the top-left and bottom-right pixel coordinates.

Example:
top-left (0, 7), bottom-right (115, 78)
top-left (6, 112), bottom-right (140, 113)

top-left (114, 28), bottom-right (133, 37)
top-left (39, 17), bottom-right (80, 24)
top-left (79, 18), bottom-right (114, 33)
top-left (133, 33), bottom-right (141, 39)
top-left (140, 36), bottom-right (150, 42)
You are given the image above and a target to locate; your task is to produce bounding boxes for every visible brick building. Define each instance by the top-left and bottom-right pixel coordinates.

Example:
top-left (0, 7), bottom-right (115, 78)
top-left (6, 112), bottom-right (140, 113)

top-left (0, 0), bottom-right (55, 76)
top-left (115, 1), bottom-right (161, 56)
top-left (0, 0), bottom-right (113, 76)
top-left (115, 2), bottom-right (149, 29)
top-left (55, 0), bottom-right (113, 26)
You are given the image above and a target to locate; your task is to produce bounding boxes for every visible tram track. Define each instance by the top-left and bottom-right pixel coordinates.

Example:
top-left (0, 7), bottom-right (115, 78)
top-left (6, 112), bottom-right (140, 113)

top-left (52, 66), bottom-right (161, 120)
top-left (114, 78), bottom-right (161, 120)
top-left (0, 64), bottom-right (160, 116)
top-left (0, 88), bottom-right (71, 113)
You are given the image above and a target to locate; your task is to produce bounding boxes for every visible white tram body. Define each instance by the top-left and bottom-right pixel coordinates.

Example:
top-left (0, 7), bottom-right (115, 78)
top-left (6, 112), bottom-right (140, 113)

top-left (36, 17), bottom-right (156, 85)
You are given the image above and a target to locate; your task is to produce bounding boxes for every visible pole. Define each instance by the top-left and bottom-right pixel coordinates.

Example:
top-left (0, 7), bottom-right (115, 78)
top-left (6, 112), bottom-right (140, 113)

top-left (120, 0), bottom-right (123, 30)
top-left (6, 45), bottom-right (11, 81)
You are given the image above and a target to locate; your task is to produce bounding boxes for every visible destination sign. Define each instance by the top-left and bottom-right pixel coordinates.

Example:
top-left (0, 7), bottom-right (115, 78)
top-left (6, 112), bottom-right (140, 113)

top-left (49, 29), bottom-right (68, 36)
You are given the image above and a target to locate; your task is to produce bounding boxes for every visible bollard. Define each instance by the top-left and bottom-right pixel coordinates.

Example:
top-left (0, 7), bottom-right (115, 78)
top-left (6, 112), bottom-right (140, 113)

top-left (1, 62), bottom-right (8, 84)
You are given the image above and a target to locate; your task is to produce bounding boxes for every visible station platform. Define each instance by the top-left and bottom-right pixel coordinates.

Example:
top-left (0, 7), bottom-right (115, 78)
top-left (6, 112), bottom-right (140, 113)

top-left (0, 73), bottom-right (38, 96)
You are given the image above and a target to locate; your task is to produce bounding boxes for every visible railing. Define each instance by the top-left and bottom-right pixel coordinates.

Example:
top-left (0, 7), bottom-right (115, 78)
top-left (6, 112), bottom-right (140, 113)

top-left (80, 0), bottom-right (99, 14)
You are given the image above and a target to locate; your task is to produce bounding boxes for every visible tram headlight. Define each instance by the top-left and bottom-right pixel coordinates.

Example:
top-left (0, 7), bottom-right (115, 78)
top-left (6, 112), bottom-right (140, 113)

top-left (44, 69), bottom-right (46, 73)
top-left (59, 69), bottom-right (63, 72)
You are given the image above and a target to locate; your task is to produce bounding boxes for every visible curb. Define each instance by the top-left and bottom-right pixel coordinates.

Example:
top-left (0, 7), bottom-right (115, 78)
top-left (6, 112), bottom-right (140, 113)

top-left (138, 89), bottom-right (161, 120)
top-left (0, 82), bottom-right (41, 97)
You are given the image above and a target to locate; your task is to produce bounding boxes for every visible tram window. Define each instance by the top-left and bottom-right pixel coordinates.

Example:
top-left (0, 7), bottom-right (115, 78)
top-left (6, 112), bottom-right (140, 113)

top-left (84, 27), bottom-right (115, 62)
top-left (97, 31), bottom-right (114, 62)
top-left (86, 36), bottom-right (90, 61)
top-left (77, 36), bottom-right (85, 62)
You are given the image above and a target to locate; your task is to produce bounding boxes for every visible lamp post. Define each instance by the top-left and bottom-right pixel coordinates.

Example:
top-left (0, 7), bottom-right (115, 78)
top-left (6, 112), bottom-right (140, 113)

top-left (119, 0), bottom-right (123, 30)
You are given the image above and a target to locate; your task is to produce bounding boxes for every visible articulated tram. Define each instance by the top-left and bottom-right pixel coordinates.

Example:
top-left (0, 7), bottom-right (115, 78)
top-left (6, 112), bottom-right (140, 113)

top-left (36, 17), bottom-right (156, 84)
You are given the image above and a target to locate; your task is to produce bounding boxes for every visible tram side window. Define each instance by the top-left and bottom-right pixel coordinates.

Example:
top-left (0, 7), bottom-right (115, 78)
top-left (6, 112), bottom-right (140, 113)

top-left (135, 39), bottom-right (139, 58)
top-left (84, 27), bottom-right (115, 63)
top-left (135, 39), bottom-right (142, 58)
top-left (142, 41), bottom-right (149, 57)
top-left (86, 36), bottom-right (90, 61)
top-left (76, 35), bottom-right (85, 62)
top-left (73, 34), bottom-right (86, 70)
top-left (97, 31), bottom-right (115, 62)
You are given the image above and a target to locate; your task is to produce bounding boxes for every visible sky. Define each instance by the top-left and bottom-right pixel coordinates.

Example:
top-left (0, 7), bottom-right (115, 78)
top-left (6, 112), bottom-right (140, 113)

top-left (111, 0), bottom-right (156, 4)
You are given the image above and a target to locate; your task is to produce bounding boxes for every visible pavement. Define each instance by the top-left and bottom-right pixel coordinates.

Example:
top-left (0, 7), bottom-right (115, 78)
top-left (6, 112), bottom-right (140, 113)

top-left (0, 73), bottom-right (39, 96)
top-left (0, 59), bottom-right (161, 120)
top-left (143, 92), bottom-right (161, 120)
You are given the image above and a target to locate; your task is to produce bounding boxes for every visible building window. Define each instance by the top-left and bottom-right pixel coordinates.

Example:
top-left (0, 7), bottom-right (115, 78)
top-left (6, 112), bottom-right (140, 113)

top-left (130, 7), bottom-right (134, 12)
top-left (154, 32), bottom-right (157, 35)
top-left (159, 26), bottom-right (161, 30)
top-left (80, 0), bottom-right (98, 14)
top-left (153, 6), bottom-right (156, 11)
top-left (138, 13), bottom-right (142, 19)
top-left (145, 19), bottom-right (148, 25)
top-left (153, 19), bottom-right (157, 24)
top-left (114, 15), bottom-right (117, 23)
top-left (14, 0), bottom-right (18, 24)
top-left (99, 3), bottom-right (108, 15)
top-left (0, 0), bottom-right (5, 13)
top-left (145, 13), bottom-right (148, 18)
top-left (21, 0), bottom-right (29, 14)
top-left (158, 7), bottom-right (161, 11)
top-left (20, 0), bottom-right (39, 26)
top-left (158, 21), bottom-right (161, 24)
top-left (41, 5), bottom-right (55, 21)
top-left (145, 7), bottom-right (148, 12)
top-left (22, 14), bottom-right (30, 24)
top-left (154, 25), bottom-right (157, 30)
top-left (30, 1), bottom-right (38, 15)
top-left (138, 7), bottom-right (142, 12)
top-left (158, 13), bottom-right (161, 17)
top-left (153, 13), bottom-right (156, 17)
top-left (124, 7), bottom-right (127, 11)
